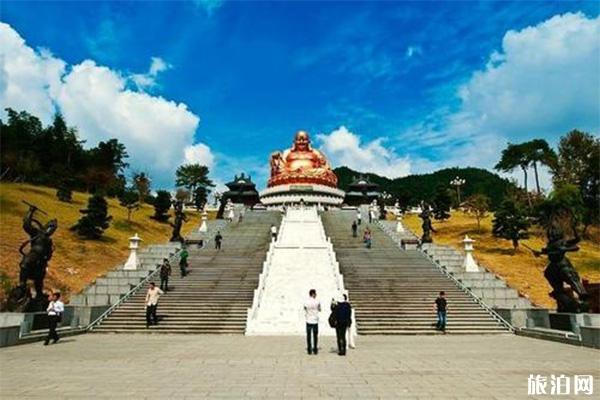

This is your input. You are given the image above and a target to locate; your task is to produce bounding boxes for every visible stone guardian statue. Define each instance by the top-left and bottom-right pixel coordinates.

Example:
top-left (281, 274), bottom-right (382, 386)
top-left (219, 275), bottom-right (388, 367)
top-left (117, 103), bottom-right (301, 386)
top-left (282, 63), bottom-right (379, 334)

top-left (8, 203), bottom-right (57, 311)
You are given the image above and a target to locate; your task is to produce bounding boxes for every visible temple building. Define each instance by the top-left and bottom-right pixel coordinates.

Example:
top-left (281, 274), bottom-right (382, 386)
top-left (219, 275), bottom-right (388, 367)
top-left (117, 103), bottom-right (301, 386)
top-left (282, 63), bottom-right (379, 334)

top-left (259, 130), bottom-right (345, 206)
top-left (217, 173), bottom-right (260, 218)
top-left (343, 175), bottom-right (380, 206)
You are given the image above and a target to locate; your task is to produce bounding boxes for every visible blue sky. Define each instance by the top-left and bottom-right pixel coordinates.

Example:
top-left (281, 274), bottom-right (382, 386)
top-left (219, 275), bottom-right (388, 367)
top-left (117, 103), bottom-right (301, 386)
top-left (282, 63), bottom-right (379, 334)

top-left (1, 1), bottom-right (599, 190)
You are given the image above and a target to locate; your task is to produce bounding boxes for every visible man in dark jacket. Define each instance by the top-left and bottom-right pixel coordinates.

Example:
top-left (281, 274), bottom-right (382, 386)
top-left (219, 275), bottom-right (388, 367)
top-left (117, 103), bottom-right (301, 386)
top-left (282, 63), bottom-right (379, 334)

top-left (159, 258), bottom-right (171, 291)
top-left (333, 294), bottom-right (352, 355)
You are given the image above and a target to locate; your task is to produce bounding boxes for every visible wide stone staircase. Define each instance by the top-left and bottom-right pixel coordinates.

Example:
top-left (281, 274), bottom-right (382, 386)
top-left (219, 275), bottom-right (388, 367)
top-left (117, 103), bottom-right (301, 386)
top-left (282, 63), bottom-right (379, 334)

top-left (322, 210), bottom-right (510, 334)
top-left (93, 211), bottom-right (281, 333)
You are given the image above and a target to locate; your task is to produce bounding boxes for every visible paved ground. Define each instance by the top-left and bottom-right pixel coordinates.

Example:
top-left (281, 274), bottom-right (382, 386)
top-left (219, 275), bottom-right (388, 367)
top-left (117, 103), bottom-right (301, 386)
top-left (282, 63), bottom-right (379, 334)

top-left (0, 333), bottom-right (598, 399)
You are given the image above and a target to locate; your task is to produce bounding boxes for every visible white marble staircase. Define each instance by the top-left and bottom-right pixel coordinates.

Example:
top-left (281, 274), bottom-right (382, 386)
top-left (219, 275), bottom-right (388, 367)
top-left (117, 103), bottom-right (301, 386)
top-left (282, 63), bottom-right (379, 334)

top-left (246, 207), bottom-right (347, 336)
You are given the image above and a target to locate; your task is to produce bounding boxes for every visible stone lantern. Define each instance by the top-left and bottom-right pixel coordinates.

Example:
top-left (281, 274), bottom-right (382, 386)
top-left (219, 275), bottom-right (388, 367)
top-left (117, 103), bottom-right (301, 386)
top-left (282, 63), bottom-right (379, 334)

top-left (462, 235), bottom-right (479, 272)
top-left (396, 213), bottom-right (405, 233)
top-left (123, 233), bottom-right (143, 270)
top-left (198, 210), bottom-right (208, 233)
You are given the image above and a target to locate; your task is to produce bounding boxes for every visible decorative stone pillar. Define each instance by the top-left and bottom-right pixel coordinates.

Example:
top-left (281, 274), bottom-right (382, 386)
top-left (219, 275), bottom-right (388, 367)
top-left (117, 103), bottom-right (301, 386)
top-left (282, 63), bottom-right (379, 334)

top-left (462, 235), bottom-right (479, 272)
top-left (198, 210), bottom-right (208, 232)
top-left (123, 233), bottom-right (143, 270)
top-left (396, 213), bottom-right (405, 233)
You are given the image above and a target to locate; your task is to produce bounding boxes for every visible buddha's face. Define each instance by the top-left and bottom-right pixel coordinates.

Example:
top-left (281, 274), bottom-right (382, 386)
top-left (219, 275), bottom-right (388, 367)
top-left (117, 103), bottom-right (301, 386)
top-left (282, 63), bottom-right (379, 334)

top-left (293, 131), bottom-right (310, 151)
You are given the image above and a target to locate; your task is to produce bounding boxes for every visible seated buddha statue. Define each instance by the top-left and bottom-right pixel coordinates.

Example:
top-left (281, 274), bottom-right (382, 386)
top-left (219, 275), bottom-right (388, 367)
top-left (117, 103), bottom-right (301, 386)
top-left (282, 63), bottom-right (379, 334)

top-left (268, 130), bottom-right (338, 188)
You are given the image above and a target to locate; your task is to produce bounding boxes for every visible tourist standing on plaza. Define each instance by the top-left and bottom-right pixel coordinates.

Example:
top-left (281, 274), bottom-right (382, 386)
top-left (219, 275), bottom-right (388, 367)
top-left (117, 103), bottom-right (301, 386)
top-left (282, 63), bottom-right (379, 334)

top-left (333, 294), bottom-right (352, 355)
top-left (434, 291), bottom-right (448, 332)
top-left (44, 292), bottom-right (64, 345)
top-left (351, 221), bottom-right (358, 238)
top-left (356, 210), bottom-right (362, 225)
top-left (145, 282), bottom-right (164, 327)
top-left (304, 289), bottom-right (321, 355)
top-left (270, 224), bottom-right (278, 240)
top-left (215, 231), bottom-right (223, 250)
top-left (364, 228), bottom-right (372, 248)
top-left (239, 207), bottom-right (245, 223)
top-left (179, 246), bottom-right (189, 277)
top-left (159, 258), bottom-right (171, 291)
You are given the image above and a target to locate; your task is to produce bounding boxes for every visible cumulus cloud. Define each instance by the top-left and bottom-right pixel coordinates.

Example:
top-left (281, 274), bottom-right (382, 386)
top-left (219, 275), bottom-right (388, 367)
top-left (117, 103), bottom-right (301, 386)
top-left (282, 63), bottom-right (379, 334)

top-left (0, 23), bottom-right (65, 125)
top-left (317, 126), bottom-right (411, 178)
top-left (0, 22), bottom-right (213, 188)
top-left (457, 12), bottom-right (599, 141)
top-left (184, 143), bottom-right (215, 167)
top-left (396, 12), bottom-right (599, 189)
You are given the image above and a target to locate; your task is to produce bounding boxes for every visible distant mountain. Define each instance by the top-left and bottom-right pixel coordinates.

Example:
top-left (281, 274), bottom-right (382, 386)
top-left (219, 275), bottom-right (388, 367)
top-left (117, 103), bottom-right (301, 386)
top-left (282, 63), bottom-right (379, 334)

top-left (334, 166), bottom-right (516, 209)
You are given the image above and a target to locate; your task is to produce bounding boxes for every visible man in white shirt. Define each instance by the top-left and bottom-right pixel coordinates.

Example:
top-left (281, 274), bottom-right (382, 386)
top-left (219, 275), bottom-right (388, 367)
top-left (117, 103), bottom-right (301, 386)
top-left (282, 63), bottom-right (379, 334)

top-left (145, 282), bottom-right (164, 328)
top-left (44, 292), bottom-right (64, 345)
top-left (304, 289), bottom-right (321, 355)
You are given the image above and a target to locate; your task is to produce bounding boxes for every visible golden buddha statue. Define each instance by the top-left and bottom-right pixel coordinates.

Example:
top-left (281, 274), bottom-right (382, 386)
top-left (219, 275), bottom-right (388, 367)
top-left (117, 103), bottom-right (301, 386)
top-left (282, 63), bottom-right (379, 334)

top-left (268, 130), bottom-right (338, 188)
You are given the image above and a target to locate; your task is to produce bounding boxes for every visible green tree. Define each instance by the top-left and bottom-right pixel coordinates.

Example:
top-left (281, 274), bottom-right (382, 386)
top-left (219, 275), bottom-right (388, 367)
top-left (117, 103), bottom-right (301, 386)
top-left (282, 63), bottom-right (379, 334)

top-left (119, 188), bottom-right (140, 221)
top-left (56, 179), bottom-right (73, 202)
top-left (463, 194), bottom-right (490, 233)
top-left (552, 130), bottom-right (599, 235)
top-left (492, 198), bottom-right (530, 251)
top-left (536, 184), bottom-right (584, 234)
top-left (152, 190), bottom-right (172, 221)
top-left (193, 186), bottom-right (208, 210)
top-left (523, 139), bottom-right (557, 194)
top-left (175, 164), bottom-right (214, 207)
top-left (71, 194), bottom-right (112, 239)
top-left (132, 172), bottom-right (151, 204)
top-left (495, 143), bottom-right (532, 208)
top-left (432, 185), bottom-right (451, 221)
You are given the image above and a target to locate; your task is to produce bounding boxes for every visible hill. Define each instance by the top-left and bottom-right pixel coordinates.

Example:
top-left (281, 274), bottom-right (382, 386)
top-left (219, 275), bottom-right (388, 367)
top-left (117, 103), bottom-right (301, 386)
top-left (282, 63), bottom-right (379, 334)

top-left (334, 166), bottom-right (516, 208)
top-left (401, 211), bottom-right (599, 309)
top-left (0, 183), bottom-right (201, 305)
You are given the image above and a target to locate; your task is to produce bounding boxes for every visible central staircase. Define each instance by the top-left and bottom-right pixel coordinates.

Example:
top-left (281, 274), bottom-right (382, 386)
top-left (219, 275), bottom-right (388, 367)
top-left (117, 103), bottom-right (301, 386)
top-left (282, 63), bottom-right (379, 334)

top-left (322, 210), bottom-right (510, 335)
top-left (93, 211), bottom-right (281, 333)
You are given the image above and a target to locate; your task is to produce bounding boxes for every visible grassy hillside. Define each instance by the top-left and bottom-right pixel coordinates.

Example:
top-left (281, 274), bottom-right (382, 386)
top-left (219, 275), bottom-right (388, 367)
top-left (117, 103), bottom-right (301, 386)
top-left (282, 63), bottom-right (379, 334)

top-left (0, 183), bottom-right (204, 304)
top-left (402, 211), bottom-right (600, 309)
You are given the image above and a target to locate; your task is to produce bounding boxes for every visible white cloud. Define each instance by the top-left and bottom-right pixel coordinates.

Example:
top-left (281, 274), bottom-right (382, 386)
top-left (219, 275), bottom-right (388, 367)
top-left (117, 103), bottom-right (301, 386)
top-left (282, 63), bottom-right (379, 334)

top-left (396, 12), bottom-right (599, 190)
top-left (405, 45), bottom-right (422, 59)
top-left (317, 126), bottom-right (411, 178)
top-left (184, 143), bottom-right (215, 167)
top-left (456, 12), bottom-right (600, 141)
top-left (0, 23), bottom-right (65, 125)
top-left (131, 56), bottom-right (172, 90)
top-left (192, 0), bottom-right (224, 15)
top-left (0, 22), bottom-right (213, 189)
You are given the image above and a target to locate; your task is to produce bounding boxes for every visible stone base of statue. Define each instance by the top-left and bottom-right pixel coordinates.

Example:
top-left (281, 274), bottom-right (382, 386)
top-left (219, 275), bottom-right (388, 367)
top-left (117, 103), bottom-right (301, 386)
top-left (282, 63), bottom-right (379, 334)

top-left (259, 184), bottom-right (345, 207)
top-left (549, 312), bottom-right (600, 336)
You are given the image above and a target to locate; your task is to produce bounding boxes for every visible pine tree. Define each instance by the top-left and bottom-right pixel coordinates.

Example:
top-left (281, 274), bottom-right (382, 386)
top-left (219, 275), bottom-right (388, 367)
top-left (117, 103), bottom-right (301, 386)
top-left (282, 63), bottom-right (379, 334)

top-left (119, 188), bottom-right (140, 221)
top-left (153, 190), bottom-right (172, 221)
top-left (71, 194), bottom-right (112, 239)
top-left (492, 198), bottom-right (530, 251)
top-left (432, 185), bottom-right (451, 221)
top-left (56, 181), bottom-right (72, 202)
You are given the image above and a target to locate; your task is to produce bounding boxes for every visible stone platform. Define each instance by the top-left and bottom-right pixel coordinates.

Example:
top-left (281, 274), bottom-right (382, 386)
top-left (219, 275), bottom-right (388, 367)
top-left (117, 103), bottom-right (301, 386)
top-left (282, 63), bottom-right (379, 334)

top-left (1, 334), bottom-right (598, 399)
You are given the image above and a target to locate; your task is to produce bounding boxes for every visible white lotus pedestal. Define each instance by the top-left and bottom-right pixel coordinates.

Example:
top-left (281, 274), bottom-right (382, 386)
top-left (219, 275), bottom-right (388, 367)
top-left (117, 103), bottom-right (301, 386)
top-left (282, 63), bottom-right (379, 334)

top-left (462, 235), bottom-right (480, 272)
top-left (123, 233), bottom-right (142, 270)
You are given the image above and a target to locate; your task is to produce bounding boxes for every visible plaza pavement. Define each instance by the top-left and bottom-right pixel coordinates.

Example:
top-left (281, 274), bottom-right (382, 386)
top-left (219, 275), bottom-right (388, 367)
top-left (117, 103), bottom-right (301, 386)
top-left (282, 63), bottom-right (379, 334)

top-left (0, 333), bottom-right (598, 399)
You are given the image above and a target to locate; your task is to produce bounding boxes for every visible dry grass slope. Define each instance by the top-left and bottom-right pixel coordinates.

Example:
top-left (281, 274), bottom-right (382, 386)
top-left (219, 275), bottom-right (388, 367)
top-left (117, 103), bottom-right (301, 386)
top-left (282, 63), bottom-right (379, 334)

top-left (0, 183), bottom-right (204, 303)
top-left (402, 211), bottom-right (600, 309)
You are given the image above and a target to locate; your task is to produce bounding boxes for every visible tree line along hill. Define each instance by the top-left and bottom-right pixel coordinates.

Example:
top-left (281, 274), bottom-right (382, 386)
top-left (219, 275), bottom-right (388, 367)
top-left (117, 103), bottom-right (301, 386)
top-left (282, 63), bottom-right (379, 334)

top-left (334, 166), bottom-right (515, 209)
